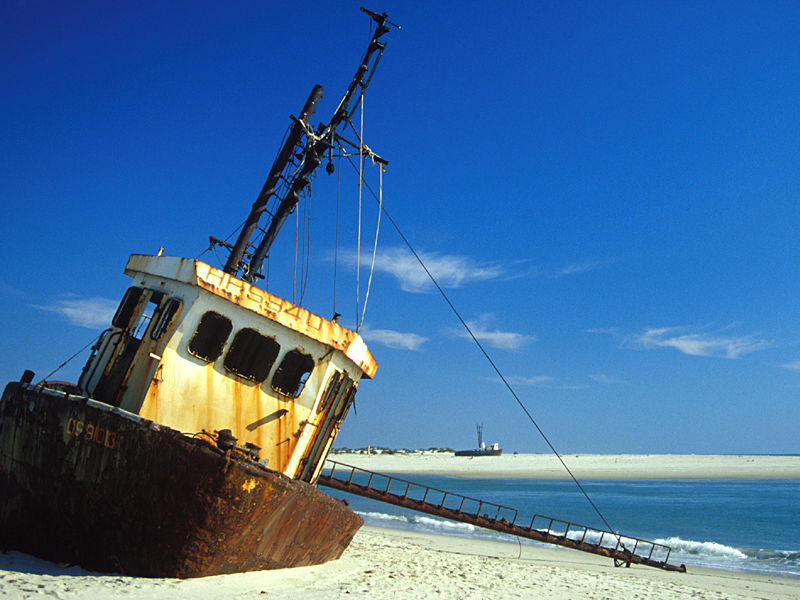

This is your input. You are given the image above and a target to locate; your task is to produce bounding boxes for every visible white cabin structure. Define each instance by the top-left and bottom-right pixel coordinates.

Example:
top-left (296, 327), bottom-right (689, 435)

top-left (78, 254), bottom-right (377, 483)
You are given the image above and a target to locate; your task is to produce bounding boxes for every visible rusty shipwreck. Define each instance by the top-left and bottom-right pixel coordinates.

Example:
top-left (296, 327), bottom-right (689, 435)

top-left (1, 7), bottom-right (689, 578)
top-left (0, 8), bottom-right (393, 578)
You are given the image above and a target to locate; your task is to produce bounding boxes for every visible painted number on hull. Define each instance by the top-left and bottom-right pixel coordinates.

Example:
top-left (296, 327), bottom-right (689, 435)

top-left (65, 418), bottom-right (117, 449)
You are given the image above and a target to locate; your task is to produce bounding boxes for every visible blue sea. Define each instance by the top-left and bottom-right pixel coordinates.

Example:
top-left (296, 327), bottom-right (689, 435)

top-left (325, 474), bottom-right (800, 578)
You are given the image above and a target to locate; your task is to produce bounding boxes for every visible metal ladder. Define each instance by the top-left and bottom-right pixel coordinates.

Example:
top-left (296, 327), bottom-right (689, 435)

top-left (318, 460), bottom-right (686, 572)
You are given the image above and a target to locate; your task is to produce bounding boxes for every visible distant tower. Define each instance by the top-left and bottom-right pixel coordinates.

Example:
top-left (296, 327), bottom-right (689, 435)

top-left (477, 423), bottom-right (485, 450)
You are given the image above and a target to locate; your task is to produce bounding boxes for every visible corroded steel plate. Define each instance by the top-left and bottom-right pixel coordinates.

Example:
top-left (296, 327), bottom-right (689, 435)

top-left (0, 382), bottom-right (362, 578)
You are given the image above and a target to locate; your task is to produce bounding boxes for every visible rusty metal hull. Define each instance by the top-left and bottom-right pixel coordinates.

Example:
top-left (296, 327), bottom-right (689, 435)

top-left (0, 381), bottom-right (362, 578)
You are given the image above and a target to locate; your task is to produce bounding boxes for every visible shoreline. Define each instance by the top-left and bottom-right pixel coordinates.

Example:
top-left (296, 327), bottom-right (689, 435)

top-left (327, 452), bottom-right (800, 479)
top-left (2, 525), bottom-right (797, 599)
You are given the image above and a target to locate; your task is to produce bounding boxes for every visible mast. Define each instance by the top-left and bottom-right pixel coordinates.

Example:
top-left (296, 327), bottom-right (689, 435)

top-left (221, 8), bottom-right (394, 284)
top-left (223, 86), bottom-right (324, 276)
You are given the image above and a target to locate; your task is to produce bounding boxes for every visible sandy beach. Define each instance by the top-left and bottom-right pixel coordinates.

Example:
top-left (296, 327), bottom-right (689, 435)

top-left (328, 452), bottom-right (800, 479)
top-left (1, 525), bottom-right (798, 599)
top-left (2, 454), bottom-right (798, 599)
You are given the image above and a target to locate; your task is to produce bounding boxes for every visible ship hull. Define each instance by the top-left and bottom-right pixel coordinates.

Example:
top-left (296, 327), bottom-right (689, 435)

top-left (454, 449), bottom-right (503, 456)
top-left (0, 381), bottom-right (362, 578)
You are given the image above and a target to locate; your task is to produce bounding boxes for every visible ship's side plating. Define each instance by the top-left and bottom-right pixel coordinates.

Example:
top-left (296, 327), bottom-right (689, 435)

top-left (78, 254), bottom-right (377, 483)
top-left (0, 381), bottom-right (362, 577)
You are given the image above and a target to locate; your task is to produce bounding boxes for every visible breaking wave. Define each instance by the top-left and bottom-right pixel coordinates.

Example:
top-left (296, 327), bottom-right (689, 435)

top-left (357, 511), bottom-right (480, 535)
top-left (645, 537), bottom-right (799, 576)
top-left (357, 510), bottom-right (800, 577)
top-left (655, 537), bottom-right (748, 560)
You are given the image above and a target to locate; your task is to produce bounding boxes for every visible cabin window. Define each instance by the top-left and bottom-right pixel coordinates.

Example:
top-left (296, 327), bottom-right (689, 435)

top-left (271, 350), bottom-right (315, 398)
top-left (317, 371), bottom-right (342, 413)
top-left (188, 311), bottom-right (232, 362)
top-left (112, 287), bottom-right (144, 329)
top-left (130, 291), bottom-right (164, 340)
top-left (150, 297), bottom-right (182, 340)
top-left (223, 328), bottom-right (280, 383)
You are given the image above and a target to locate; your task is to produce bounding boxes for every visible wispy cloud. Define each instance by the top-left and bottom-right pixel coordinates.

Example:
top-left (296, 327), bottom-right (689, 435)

top-left (634, 326), bottom-right (770, 359)
top-left (780, 361), bottom-right (800, 372)
top-left (34, 296), bottom-right (117, 329)
top-left (586, 327), bottom-right (621, 336)
top-left (504, 375), bottom-right (553, 386)
top-left (338, 247), bottom-right (606, 292)
top-left (557, 261), bottom-right (603, 276)
top-left (360, 327), bottom-right (429, 351)
top-left (589, 373), bottom-right (629, 385)
top-left (454, 314), bottom-right (535, 351)
top-left (498, 374), bottom-right (587, 390)
top-left (340, 247), bottom-right (505, 293)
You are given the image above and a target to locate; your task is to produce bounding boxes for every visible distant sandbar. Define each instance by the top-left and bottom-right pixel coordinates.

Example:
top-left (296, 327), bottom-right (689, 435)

top-left (327, 452), bottom-right (800, 479)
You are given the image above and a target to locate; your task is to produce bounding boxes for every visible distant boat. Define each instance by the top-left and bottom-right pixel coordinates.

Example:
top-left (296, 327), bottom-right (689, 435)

top-left (454, 424), bottom-right (502, 456)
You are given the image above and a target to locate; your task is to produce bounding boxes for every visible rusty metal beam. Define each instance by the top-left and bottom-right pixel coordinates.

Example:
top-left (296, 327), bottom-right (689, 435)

top-left (318, 460), bottom-right (687, 573)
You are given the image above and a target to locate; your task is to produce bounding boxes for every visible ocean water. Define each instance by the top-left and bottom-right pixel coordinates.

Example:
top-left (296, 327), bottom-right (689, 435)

top-left (324, 474), bottom-right (800, 578)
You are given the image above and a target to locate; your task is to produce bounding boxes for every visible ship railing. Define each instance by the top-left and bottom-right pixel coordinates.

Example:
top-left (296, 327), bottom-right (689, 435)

top-left (323, 459), bottom-right (518, 523)
top-left (319, 460), bottom-right (685, 572)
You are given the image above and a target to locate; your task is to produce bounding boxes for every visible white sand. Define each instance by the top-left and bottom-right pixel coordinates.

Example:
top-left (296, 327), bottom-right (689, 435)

top-left (1, 526), bottom-right (798, 599)
top-left (328, 452), bottom-right (800, 479)
top-left (2, 454), bottom-right (798, 599)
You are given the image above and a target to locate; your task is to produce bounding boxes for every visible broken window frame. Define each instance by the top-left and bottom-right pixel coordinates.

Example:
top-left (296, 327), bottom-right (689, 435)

top-left (130, 291), bottom-right (164, 340)
top-left (187, 311), bottom-right (233, 363)
top-left (149, 297), bottom-right (182, 341)
top-left (271, 349), bottom-right (315, 398)
top-left (317, 370), bottom-right (343, 413)
top-left (223, 328), bottom-right (280, 384)
top-left (334, 383), bottom-right (357, 424)
top-left (112, 287), bottom-right (144, 329)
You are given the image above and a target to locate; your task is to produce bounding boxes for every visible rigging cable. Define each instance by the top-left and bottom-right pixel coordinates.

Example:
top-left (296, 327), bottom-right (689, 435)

top-left (36, 332), bottom-right (105, 386)
top-left (333, 145), bottom-right (342, 316)
top-left (356, 95), bottom-right (365, 331)
top-left (293, 190), bottom-right (298, 303)
top-left (299, 184), bottom-right (311, 305)
top-left (341, 154), bottom-right (627, 549)
top-left (359, 161), bottom-right (382, 329)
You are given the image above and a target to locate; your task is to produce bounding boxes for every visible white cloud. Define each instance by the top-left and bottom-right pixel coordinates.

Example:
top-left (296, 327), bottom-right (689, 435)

top-left (780, 361), bottom-right (800, 372)
top-left (360, 327), bottom-right (429, 351)
top-left (505, 375), bottom-right (553, 386)
top-left (341, 247), bottom-right (505, 293)
top-left (634, 326), bottom-right (770, 359)
top-left (34, 296), bottom-right (118, 329)
top-left (557, 261), bottom-right (599, 276)
top-left (589, 374), bottom-right (629, 385)
top-left (586, 327), bottom-right (620, 336)
top-left (455, 314), bottom-right (535, 351)
top-left (497, 374), bottom-right (587, 390)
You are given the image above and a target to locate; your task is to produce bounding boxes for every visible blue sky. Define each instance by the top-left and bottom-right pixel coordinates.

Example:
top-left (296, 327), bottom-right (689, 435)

top-left (3, 1), bottom-right (799, 454)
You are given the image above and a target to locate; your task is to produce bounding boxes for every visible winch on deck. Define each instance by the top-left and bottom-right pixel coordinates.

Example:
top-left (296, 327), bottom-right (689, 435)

top-left (319, 460), bottom-right (686, 572)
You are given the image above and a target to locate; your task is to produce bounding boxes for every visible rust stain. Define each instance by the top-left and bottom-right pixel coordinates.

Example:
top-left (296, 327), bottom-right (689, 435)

top-left (232, 377), bottom-right (242, 437)
top-left (205, 362), bottom-right (215, 425)
top-left (0, 382), bottom-right (363, 578)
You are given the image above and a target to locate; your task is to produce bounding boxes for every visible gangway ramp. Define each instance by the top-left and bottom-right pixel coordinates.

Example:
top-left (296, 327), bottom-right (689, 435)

top-left (318, 460), bottom-right (686, 572)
